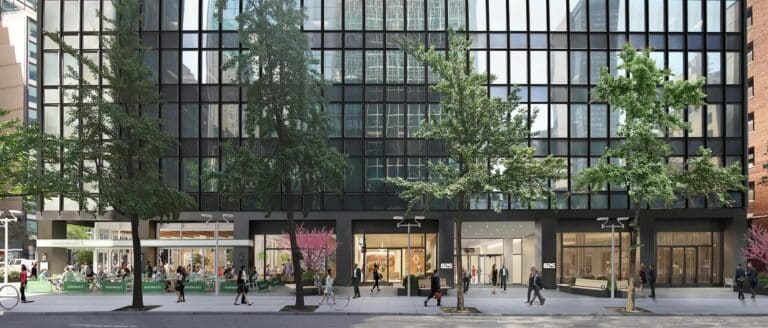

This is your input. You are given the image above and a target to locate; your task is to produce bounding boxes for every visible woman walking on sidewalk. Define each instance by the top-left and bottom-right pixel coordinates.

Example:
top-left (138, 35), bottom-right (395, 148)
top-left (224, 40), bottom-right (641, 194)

top-left (319, 269), bottom-right (336, 305)
top-left (370, 264), bottom-right (381, 293)
top-left (20, 264), bottom-right (28, 303)
top-left (175, 266), bottom-right (187, 303)
top-left (234, 266), bottom-right (253, 306)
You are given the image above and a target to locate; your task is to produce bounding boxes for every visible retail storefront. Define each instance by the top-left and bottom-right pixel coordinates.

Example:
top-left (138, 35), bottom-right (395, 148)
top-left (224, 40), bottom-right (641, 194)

top-left (556, 232), bottom-right (632, 284)
top-left (655, 232), bottom-right (722, 286)
top-left (458, 222), bottom-right (536, 286)
top-left (354, 233), bottom-right (437, 283)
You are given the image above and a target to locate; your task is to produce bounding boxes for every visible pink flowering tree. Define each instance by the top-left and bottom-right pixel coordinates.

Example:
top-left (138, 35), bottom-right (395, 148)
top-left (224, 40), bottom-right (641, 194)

top-left (291, 225), bottom-right (339, 273)
top-left (743, 224), bottom-right (768, 268)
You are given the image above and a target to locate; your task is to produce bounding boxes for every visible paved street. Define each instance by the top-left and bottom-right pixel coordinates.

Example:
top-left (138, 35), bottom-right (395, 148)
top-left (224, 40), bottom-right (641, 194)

top-left (4, 287), bottom-right (766, 316)
top-left (1, 313), bottom-right (765, 328)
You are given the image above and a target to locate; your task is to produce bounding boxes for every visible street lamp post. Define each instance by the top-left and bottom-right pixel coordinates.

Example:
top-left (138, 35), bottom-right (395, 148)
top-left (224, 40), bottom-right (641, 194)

top-left (1, 210), bottom-right (21, 285)
top-left (203, 213), bottom-right (232, 296)
top-left (597, 217), bottom-right (628, 299)
top-left (395, 215), bottom-right (423, 297)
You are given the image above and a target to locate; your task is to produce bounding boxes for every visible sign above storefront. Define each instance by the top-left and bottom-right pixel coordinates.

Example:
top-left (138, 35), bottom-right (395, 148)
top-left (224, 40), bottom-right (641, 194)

top-left (543, 262), bottom-right (556, 269)
top-left (440, 263), bottom-right (453, 269)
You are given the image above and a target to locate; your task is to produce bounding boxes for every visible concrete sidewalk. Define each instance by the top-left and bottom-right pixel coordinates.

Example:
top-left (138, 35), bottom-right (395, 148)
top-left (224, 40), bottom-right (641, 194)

top-left (5, 287), bottom-right (767, 316)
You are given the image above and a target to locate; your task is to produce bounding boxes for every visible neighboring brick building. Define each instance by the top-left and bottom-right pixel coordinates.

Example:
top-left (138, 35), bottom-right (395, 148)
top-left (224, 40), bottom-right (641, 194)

top-left (748, 0), bottom-right (768, 225)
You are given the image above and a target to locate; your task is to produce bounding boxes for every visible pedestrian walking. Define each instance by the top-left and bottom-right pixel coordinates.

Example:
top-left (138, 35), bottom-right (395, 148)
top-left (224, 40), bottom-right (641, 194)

top-left (499, 264), bottom-right (509, 292)
top-left (318, 269), bottom-right (336, 305)
top-left (234, 266), bottom-right (253, 306)
top-left (526, 266), bottom-right (535, 304)
top-left (639, 263), bottom-right (647, 297)
top-left (648, 264), bottom-right (657, 298)
top-left (747, 262), bottom-right (758, 299)
top-left (20, 264), bottom-right (28, 303)
top-left (145, 261), bottom-right (153, 279)
top-left (424, 270), bottom-right (441, 307)
top-left (736, 264), bottom-right (746, 300)
top-left (352, 263), bottom-right (362, 298)
top-left (30, 262), bottom-right (38, 281)
top-left (175, 266), bottom-right (186, 303)
top-left (491, 263), bottom-right (498, 294)
top-left (370, 264), bottom-right (381, 293)
top-left (471, 265), bottom-right (477, 284)
top-left (528, 267), bottom-right (545, 306)
top-left (462, 268), bottom-right (470, 293)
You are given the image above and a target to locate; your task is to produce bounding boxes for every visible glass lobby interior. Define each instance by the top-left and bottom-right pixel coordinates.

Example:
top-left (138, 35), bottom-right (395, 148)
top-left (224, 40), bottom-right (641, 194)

top-left (458, 222), bottom-right (537, 286)
top-left (354, 233), bottom-right (438, 283)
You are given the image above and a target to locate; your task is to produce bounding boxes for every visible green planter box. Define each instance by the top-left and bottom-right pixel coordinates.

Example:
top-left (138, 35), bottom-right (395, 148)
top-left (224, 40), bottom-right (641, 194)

top-left (62, 281), bottom-right (89, 293)
top-left (270, 277), bottom-right (281, 286)
top-left (142, 281), bottom-right (166, 293)
top-left (26, 281), bottom-right (53, 293)
top-left (184, 281), bottom-right (206, 293)
top-left (257, 280), bottom-right (270, 291)
top-left (101, 282), bottom-right (126, 293)
top-left (220, 281), bottom-right (238, 293)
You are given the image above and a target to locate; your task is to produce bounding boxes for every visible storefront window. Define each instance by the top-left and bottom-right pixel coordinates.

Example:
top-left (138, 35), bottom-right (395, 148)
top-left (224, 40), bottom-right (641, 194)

top-left (254, 230), bottom-right (338, 280)
top-left (656, 232), bottom-right (720, 286)
top-left (354, 233), bottom-right (437, 282)
top-left (558, 232), bottom-right (631, 284)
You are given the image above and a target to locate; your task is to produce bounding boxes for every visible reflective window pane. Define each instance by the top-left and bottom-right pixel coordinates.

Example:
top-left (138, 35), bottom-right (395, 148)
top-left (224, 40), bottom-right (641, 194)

top-left (325, 0), bottom-right (342, 30)
top-left (427, 0), bottom-right (445, 30)
top-left (468, 0), bottom-right (486, 31)
top-left (649, 0), bottom-right (664, 32)
top-left (669, 0), bottom-right (684, 32)
top-left (346, 0), bottom-right (363, 30)
top-left (407, 0), bottom-right (425, 30)
top-left (628, 0), bottom-right (645, 31)
top-left (570, 0), bottom-right (588, 32)
top-left (367, 0), bottom-right (384, 30)
top-left (706, 0), bottom-right (721, 32)
top-left (509, 0), bottom-right (527, 31)
top-left (386, 0), bottom-right (405, 30)
top-left (688, 0), bottom-right (703, 32)
top-left (609, 0), bottom-right (626, 32)
top-left (549, 0), bottom-right (567, 31)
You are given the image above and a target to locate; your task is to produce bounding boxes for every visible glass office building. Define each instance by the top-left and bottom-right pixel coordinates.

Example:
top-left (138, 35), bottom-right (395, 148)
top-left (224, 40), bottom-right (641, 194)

top-left (35, 0), bottom-right (747, 288)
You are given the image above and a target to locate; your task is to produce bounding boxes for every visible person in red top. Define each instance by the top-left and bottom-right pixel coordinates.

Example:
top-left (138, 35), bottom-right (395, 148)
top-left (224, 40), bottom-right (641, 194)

top-left (20, 264), bottom-right (28, 303)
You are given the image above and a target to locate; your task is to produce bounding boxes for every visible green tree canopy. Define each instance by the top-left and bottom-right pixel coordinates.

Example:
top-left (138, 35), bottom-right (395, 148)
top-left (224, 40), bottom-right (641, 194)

top-left (576, 44), bottom-right (744, 312)
top-left (214, 0), bottom-right (346, 309)
top-left (389, 32), bottom-right (566, 311)
top-left (45, 0), bottom-right (194, 308)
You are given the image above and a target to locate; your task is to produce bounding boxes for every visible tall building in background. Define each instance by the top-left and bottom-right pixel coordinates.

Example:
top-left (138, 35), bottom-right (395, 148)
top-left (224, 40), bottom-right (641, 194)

top-left (0, 0), bottom-right (38, 262)
top-left (38, 0), bottom-right (746, 289)
top-left (747, 0), bottom-right (768, 226)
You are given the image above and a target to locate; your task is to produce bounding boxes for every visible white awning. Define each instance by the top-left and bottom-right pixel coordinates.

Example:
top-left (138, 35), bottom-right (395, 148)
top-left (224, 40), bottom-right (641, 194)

top-left (36, 239), bottom-right (253, 249)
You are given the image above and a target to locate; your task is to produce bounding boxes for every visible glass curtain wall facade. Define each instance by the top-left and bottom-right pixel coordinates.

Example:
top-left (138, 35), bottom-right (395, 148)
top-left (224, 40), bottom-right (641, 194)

top-left (39, 0), bottom-right (745, 213)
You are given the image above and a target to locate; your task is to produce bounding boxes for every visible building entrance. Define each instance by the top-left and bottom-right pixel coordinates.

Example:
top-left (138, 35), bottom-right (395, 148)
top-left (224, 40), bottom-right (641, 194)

top-left (655, 232), bottom-right (720, 286)
top-left (462, 254), bottom-right (502, 285)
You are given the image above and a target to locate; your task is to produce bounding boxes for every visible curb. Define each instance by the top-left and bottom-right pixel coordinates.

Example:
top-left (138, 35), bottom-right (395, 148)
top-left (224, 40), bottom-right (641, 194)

top-left (3, 311), bottom-right (768, 317)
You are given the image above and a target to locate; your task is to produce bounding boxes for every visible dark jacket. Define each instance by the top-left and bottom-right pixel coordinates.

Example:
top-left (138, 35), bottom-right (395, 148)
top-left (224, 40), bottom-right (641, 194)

top-left (747, 267), bottom-right (758, 286)
top-left (430, 275), bottom-right (440, 292)
top-left (648, 268), bottom-right (657, 283)
top-left (352, 268), bottom-right (361, 283)
top-left (735, 267), bottom-right (746, 285)
top-left (499, 267), bottom-right (509, 280)
top-left (639, 270), bottom-right (647, 283)
top-left (529, 273), bottom-right (543, 289)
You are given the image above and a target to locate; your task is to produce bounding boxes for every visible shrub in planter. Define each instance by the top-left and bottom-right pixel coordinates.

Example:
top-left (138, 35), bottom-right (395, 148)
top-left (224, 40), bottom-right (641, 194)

top-left (7, 271), bottom-right (21, 282)
top-left (758, 272), bottom-right (768, 289)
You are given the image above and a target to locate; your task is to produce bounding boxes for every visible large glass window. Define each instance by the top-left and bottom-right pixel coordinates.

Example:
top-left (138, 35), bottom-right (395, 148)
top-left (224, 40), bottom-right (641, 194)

top-left (325, 104), bottom-right (343, 138)
top-left (489, 51), bottom-right (507, 84)
top-left (162, 51), bottom-right (179, 83)
top-left (725, 52), bottom-right (740, 85)
top-left (366, 104), bottom-right (384, 137)
top-left (468, 0), bottom-right (486, 31)
top-left (182, 0), bottom-right (199, 30)
top-left (366, 157), bottom-right (385, 191)
top-left (427, 0), bottom-right (445, 30)
top-left (367, 0), bottom-right (384, 30)
top-left (324, 51), bottom-right (342, 83)
top-left (571, 52), bottom-right (588, 84)
top-left (386, 0), bottom-right (405, 30)
top-left (509, 0), bottom-right (527, 31)
top-left (386, 104), bottom-right (405, 137)
top-left (668, 0), bottom-right (684, 32)
top-left (43, 53), bottom-right (59, 86)
top-left (550, 104), bottom-right (568, 138)
top-left (550, 51), bottom-right (568, 84)
top-left (181, 104), bottom-right (200, 138)
top-left (345, 51), bottom-right (363, 83)
top-left (530, 51), bottom-right (547, 84)
top-left (488, 0), bottom-right (507, 31)
top-left (571, 105), bottom-right (588, 138)
top-left (706, 104), bottom-right (722, 137)
top-left (345, 104), bottom-right (363, 137)
top-left (559, 232), bottom-right (631, 283)
top-left (628, 0), bottom-right (645, 31)
top-left (529, 0), bottom-right (547, 31)
top-left (706, 0), bottom-right (722, 32)
top-left (201, 104), bottom-right (219, 138)
top-left (63, 0), bottom-right (81, 31)
top-left (162, 0), bottom-right (181, 30)
top-left (590, 104), bottom-right (608, 138)
top-left (707, 52), bottom-right (721, 84)
top-left (366, 51), bottom-right (384, 83)
top-left (688, 0), bottom-right (703, 32)
top-left (509, 51), bottom-right (527, 84)
top-left (609, 0), bottom-right (626, 32)
top-left (447, 0), bottom-right (465, 29)
top-left (304, 0), bottom-right (321, 30)
top-left (589, 0), bottom-right (607, 31)
top-left (325, 0), bottom-right (342, 29)
top-left (725, 0), bottom-right (740, 32)
top-left (386, 51), bottom-right (404, 83)
top-left (725, 104), bottom-right (742, 138)
top-left (221, 104), bottom-right (239, 138)
top-left (648, 0), bottom-right (664, 31)
top-left (550, 0), bottom-right (568, 31)
top-left (44, 0), bottom-right (60, 32)
top-left (407, 0), bottom-right (425, 30)
top-left (346, 0), bottom-right (363, 30)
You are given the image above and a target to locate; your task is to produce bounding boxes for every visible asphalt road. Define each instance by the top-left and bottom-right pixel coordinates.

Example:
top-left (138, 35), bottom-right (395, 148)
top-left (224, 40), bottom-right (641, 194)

top-left (1, 313), bottom-right (763, 328)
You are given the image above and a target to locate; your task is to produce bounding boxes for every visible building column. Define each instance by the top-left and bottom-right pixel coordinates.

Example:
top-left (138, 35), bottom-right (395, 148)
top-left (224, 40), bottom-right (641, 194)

top-left (639, 216), bottom-right (656, 269)
top-left (336, 217), bottom-right (352, 286)
top-left (724, 213), bottom-right (747, 279)
top-left (536, 217), bottom-right (556, 288)
top-left (232, 218), bottom-right (250, 270)
top-left (438, 215), bottom-right (455, 287)
top-left (137, 220), bottom-right (156, 270)
top-left (36, 220), bottom-right (67, 273)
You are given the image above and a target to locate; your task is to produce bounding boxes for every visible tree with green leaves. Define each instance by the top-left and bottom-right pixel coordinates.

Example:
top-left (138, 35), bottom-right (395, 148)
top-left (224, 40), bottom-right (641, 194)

top-left (214, 0), bottom-right (346, 310)
top-left (45, 0), bottom-right (194, 309)
top-left (389, 32), bottom-right (566, 312)
top-left (576, 44), bottom-right (744, 312)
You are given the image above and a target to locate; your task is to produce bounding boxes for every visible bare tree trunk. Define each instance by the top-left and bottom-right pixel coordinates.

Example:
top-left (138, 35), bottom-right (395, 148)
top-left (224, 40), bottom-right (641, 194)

top-left (625, 204), bottom-right (641, 312)
top-left (130, 216), bottom-right (144, 309)
top-left (285, 182), bottom-right (305, 309)
top-left (455, 192), bottom-right (465, 312)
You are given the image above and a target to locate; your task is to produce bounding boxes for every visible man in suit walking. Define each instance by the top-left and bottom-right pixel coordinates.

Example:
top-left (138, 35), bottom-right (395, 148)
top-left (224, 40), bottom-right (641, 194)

top-left (352, 263), bottom-right (362, 298)
top-left (499, 264), bottom-right (509, 293)
top-left (736, 264), bottom-right (747, 300)
top-left (747, 262), bottom-right (758, 299)
top-left (424, 270), bottom-right (441, 307)
top-left (648, 264), bottom-right (657, 298)
top-left (528, 267), bottom-right (545, 306)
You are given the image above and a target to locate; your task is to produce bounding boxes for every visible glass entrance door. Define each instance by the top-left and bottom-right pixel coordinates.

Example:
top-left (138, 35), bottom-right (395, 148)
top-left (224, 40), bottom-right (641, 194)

top-left (658, 246), bottom-right (704, 286)
top-left (364, 248), bottom-right (403, 283)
